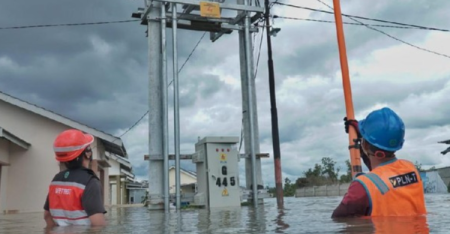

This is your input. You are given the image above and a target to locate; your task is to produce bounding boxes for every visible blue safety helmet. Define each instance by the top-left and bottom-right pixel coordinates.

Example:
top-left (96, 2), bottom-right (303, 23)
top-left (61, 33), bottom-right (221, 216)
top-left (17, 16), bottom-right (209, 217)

top-left (358, 107), bottom-right (405, 152)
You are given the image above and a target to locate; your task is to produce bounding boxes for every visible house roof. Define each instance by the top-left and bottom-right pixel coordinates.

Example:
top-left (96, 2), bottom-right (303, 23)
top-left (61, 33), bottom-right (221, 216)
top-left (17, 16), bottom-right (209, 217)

top-left (0, 91), bottom-right (127, 157)
top-left (169, 166), bottom-right (197, 179)
top-left (105, 151), bottom-right (132, 169)
top-left (0, 127), bottom-right (31, 149)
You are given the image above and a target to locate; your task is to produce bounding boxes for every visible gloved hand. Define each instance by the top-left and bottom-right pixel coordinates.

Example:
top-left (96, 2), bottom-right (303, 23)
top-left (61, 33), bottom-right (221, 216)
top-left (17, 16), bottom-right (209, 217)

top-left (343, 117), bottom-right (361, 138)
top-left (343, 117), bottom-right (371, 171)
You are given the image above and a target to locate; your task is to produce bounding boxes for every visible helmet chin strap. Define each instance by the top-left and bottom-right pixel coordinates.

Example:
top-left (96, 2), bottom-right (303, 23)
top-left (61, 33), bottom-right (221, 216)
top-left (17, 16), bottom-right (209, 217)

top-left (362, 140), bottom-right (386, 159)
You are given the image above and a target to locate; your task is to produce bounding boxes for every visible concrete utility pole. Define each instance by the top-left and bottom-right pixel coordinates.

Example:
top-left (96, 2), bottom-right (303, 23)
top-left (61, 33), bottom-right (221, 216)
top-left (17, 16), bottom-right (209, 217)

top-left (172, 2), bottom-right (182, 211)
top-left (238, 0), bottom-right (263, 206)
top-left (160, 2), bottom-right (170, 212)
top-left (146, 0), bottom-right (165, 210)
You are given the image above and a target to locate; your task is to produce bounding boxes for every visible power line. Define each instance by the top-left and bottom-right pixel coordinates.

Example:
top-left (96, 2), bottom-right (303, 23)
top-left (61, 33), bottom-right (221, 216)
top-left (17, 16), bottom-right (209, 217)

top-left (169, 32), bottom-right (206, 87)
top-left (111, 29), bottom-right (203, 153)
top-left (254, 21), bottom-right (266, 79)
top-left (119, 110), bottom-right (150, 138)
top-left (93, 108), bottom-right (149, 157)
top-left (0, 20), bottom-right (140, 30)
top-left (274, 2), bottom-right (450, 33)
top-left (274, 16), bottom-right (417, 29)
top-left (96, 33), bottom-right (206, 149)
top-left (314, 0), bottom-right (450, 59)
top-left (90, 109), bottom-right (149, 156)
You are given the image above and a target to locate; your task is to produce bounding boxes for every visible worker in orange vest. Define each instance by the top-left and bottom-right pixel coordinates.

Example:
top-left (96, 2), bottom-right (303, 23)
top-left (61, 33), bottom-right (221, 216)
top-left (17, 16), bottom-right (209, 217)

top-left (332, 107), bottom-right (427, 217)
top-left (43, 129), bottom-right (106, 228)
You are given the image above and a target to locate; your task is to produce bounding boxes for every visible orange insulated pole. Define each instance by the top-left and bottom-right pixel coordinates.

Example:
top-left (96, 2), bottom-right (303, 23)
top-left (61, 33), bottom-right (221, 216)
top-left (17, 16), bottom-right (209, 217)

top-left (332, 0), bottom-right (362, 177)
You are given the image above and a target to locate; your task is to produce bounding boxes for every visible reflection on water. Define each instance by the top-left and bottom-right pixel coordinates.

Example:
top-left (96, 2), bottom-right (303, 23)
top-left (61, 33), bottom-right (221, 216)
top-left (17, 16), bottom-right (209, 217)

top-left (334, 216), bottom-right (431, 234)
top-left (0, 194), bottom-right (448, 233)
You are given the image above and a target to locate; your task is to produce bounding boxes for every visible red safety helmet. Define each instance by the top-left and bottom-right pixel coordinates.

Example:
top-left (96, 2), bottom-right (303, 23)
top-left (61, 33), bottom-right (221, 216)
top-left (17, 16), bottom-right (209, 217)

top-left (53, 129), bottom-right (94, 162)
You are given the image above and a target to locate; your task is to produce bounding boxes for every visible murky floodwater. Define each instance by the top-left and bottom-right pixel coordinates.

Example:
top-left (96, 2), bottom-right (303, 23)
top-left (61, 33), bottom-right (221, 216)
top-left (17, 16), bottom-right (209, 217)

top-left (1, 194), bottom-right (449, 234)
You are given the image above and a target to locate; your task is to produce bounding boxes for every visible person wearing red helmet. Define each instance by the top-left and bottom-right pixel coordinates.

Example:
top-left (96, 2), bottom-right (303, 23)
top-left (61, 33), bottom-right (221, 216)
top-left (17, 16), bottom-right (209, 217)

top-left (332, 107), bottom-right (426, 217)
top-left (43, 129), bottom-right (106, 228)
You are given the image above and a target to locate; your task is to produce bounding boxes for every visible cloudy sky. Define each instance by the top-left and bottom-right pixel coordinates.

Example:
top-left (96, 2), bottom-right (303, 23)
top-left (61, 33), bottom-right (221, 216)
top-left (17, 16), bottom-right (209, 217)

top-left (1, 0), bottom-right (450, 187)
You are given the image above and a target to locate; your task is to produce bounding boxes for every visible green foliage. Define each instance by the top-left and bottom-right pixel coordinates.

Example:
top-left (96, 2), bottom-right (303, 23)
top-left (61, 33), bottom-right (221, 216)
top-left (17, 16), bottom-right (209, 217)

top-left (296, 157), bottom-right (343, 187)
top-left (142, 190), bottom-right (149, 207)
top-left (295, 157), bottom-right (354, 188)
top-left (266, 186), bottom-right (276, 195)
top-left (283, 177), bottom-right (296, 197)
top-left (321, 157), bottom-right (340, 183)
top-left (339, 160), bottom-right (352, 183)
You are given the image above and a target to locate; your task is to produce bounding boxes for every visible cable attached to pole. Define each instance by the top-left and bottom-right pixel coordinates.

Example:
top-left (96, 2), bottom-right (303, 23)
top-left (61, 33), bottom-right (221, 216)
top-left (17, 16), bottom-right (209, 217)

top-left (264, 0), bottom-right (284, 208)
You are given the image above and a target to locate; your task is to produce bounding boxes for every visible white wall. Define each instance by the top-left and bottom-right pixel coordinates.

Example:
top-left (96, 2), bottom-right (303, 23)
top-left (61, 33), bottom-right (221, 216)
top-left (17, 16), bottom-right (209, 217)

top-left (169, 169), bottom-right (197, 194)
top-left (103, 167), bottom-right (110, 206)
top-left (109, 159), bottom-right (121, 176)
top-left (108, 159), bottom-right (122, 206)
top-left (0, 101), bottom-right (66, 213)
top-left (0, 166), bottom-right (8, 212)
top-left (0, 100), bottom-right (114, 213)
top-left (110, 183), bottom-right (117, 205)
top-left (0, 139), bottom-right (9, 165)
top-left (92, 138), bottom-right (105, 161)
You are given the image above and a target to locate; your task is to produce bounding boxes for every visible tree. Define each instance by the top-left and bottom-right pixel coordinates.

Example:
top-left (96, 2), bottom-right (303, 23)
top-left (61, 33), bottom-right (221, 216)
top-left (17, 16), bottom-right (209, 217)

top-left (303, 163), bottom-right (326, 186)
top-left (266, 185), bottom-right (276, 195)
top-left (339, 160), bottom-right (352, 183)
top-left (304, 163), bottom-right (322, 178)
top-left (321, 157), bottom-right (339, 183)
top-left (297, 157), bottom-right (351, 187)
top-left (296, 177), bottom-right (310, 188)
top-left (283, 177), bottom-right (296, 197)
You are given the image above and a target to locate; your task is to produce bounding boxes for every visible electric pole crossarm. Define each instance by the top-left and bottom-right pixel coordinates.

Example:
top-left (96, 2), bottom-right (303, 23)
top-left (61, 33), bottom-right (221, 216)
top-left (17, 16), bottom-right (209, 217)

top-left (152, 0), bottom-right (264, 12)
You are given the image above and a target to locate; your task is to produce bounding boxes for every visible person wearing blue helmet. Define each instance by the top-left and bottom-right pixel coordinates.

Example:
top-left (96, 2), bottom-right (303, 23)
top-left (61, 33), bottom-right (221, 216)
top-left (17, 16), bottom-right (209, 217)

top-left (332, 107), bottom-right (426, 217)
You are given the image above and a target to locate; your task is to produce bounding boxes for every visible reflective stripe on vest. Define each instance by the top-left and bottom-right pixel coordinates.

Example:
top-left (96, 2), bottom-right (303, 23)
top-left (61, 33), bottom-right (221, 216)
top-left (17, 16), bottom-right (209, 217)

top-left (51, 181), bottom-right (86, 190)
top-left (355, 158), bottom-right (427, 217)
top-left (52, 218), bottom-right (91, 226)
top-left (50, 209), bottom-right (91, 226)
top-left (364, 173), bottom-right (389, 195)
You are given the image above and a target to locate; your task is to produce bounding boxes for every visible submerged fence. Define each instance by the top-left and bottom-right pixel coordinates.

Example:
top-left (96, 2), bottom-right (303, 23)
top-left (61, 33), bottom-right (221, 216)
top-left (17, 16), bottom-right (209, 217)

top-left (295, 183), bottom-right (350, 197)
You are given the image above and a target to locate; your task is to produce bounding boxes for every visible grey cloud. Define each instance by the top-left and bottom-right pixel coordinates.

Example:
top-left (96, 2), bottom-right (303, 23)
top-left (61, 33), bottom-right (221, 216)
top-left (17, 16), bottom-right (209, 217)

top-left (0, 0), bottom-right (236, 134)
top-left (176, 73), bottom-right (225, 108)
top-left (2, 0), bottom-right (450, 187)
top-left (132, 162), bottom-right (149, 179)
top-left (266, 0), bottom-right (450, 82)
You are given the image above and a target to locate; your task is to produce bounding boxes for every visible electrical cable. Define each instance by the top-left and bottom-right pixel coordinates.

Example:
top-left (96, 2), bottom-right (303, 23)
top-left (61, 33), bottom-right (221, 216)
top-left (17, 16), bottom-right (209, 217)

top-left (0, 20), bottom-right (140, 30)
top-left (274, 2), bottom-right (450, 32)
top-left (314, 0), bottom-right (450, 59)
top-left (168, 32), bottom-right (207, 86)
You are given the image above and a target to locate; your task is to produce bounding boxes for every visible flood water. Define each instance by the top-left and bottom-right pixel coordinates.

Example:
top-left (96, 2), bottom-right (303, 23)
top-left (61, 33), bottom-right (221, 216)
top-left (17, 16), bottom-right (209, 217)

top-left (1, 194), bottom-right (449, 233)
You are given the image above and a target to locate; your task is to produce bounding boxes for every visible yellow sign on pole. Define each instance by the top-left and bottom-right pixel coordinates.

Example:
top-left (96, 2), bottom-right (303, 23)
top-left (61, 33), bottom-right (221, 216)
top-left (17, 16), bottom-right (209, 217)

top-left (200, 2), bottom-right (221, 18)
top-left (222, 187), bottom-right (229, 196)
top-left (220, 153), bottom-right (227, 162)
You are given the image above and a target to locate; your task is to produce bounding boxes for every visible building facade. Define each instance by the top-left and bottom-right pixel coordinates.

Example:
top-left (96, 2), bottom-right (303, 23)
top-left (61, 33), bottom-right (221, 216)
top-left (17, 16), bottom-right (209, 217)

top-left (0, 91), bottom-right (130, 213)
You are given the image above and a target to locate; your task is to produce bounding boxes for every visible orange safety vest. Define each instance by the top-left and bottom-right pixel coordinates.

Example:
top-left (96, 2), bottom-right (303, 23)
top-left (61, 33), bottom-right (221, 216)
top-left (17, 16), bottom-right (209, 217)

top-left (355, 158), bottom-right (427, 216)
top-left (370, 215), bottom-right (430, 234)
top-left (48, 168), bottom-right (97, 226)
